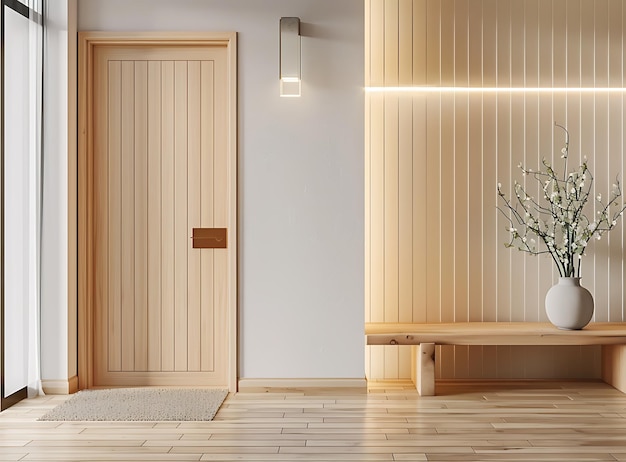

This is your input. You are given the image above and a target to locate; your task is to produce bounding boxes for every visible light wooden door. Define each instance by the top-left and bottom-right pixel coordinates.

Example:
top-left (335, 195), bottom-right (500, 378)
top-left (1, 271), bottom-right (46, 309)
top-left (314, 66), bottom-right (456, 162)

top-left (78, 33), bottom-right (237, 389)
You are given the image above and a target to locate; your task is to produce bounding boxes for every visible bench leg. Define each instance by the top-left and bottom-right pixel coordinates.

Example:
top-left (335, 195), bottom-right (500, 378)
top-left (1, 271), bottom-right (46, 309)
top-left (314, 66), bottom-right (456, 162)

top-left (413, 343), bottom-right (435, 396)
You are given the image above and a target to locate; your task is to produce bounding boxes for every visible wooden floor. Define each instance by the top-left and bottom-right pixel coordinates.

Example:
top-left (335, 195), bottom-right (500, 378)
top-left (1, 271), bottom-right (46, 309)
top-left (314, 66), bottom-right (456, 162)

top-left (2, 380), bottom-right (626, 461)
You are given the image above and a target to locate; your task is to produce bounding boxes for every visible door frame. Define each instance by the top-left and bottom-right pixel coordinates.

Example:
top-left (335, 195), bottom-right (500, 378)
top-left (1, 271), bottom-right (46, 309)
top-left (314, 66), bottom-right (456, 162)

top-left (77, 31), bottom-right (238, 391)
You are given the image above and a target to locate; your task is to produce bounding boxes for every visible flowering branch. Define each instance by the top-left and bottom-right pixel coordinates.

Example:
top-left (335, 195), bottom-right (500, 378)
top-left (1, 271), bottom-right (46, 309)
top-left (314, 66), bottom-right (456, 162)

top-left (497, 123), bottom-right (626, 278)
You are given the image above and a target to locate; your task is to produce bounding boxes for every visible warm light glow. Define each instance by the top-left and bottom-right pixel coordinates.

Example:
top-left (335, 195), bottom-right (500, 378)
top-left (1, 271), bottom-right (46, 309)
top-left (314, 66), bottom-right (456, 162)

top-left (280, 78), bottom-right (301, 97)
top-left (365, 86), bottom-right (626, 93)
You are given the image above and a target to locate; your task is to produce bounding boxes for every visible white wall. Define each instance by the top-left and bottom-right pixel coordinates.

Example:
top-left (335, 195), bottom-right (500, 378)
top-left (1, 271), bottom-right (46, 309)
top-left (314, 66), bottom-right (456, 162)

top-left (76, 0), bottom-right (365, 379)
top-left (41, 0), bottom-right (75, 389)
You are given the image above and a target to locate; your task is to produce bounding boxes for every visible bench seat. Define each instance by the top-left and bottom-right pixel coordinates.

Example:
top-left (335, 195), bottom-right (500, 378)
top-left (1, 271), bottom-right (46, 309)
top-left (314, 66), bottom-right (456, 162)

top-left (365, 322), bottom-right (626, 395)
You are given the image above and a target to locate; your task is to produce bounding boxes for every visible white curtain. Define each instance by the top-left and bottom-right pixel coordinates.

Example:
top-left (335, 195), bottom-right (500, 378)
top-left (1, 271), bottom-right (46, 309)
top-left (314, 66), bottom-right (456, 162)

top-left (3, 0), bottom-right (44, 401)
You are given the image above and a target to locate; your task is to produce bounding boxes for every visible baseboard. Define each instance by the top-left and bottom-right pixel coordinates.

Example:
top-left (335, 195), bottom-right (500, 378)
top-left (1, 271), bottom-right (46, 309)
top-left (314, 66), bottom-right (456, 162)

top-left (42, 379), bottom-right (69, 395)
top-left (42, 376), bottom-right (79, 395)
top-left (238, 378), bottom-right (367, 391)
top-left (68, 375), bottom-right (79, 393)
top-left (435, 378), bottom-right (603, 385)
top-left (367, 378), bottom-right (604, 388)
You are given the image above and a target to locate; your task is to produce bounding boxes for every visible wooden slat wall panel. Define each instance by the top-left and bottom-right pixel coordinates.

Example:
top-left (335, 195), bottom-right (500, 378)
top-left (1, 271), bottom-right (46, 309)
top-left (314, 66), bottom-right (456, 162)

top-left (365, 0), bottom-right (622, 380)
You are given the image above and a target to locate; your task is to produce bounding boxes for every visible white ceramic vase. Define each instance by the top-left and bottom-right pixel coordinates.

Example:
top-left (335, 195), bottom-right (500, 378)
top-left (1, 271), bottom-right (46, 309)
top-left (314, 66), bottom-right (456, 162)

top-left (545, 277), bottom-right (594, 330)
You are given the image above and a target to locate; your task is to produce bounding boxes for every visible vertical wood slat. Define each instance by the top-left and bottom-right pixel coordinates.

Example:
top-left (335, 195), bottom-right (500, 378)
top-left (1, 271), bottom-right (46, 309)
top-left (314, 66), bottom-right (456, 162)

top-left (608, 0), bottom-right (624, 323)
top-left (160, 61), bottom-right (175, 372)
top-left (537, 93), bottom-right (555, 324)
top-left (200, 60), bottom-right (215, 372)
top-left (384, 94), bottom-right (399, 307)
top-left (108, 61), bottom-right (122, 373)
top-left (366, 0), bottom-right (626, 381)
top-left (187, 61), bottom-right (202, 372)
top-left (369, 0), bottom-right (385, 87)
top-left (174, 61), bottom-right (189, 372)
top-left (370, 91), bottom-right (384, 327)
top-left (581, 1), bottom-right (595, 88)
top-left (368, 90), bottom-right (385, 378)
top-left (440, 0), bottom-right (455, 87)
top-left (508, 3), bottom-right (526, 324)
top-left (146, 61), bottom-right (162, 372)
top-left (566, 1), bottom-right (581, 88)
top-left (398, 0), bottom-right (412, 86)
top-left (523, 2), bottom-right (539, 324)
top-left (383, 0), bottom-right (400, 380)
top-left (384, 0), bottom-right (399, 86)
top-left (441, 0), bottom-right (457, 376)
top-left (481, 0), bottom-right (498, 377)
top-left (449, 0), bottom-right (468, 378)
top-left (412, 0), bottom-right (427, 86)
top-left (412, 3), bottom-right (427, 325)
top-left (134, 61), bottom-right (149, 372)
top-left (441, 93), bottom-right (457, 378)
top-left (120, 61), bottom-right (135, 372)
top-left (595, 1), bottom-right (611, 322)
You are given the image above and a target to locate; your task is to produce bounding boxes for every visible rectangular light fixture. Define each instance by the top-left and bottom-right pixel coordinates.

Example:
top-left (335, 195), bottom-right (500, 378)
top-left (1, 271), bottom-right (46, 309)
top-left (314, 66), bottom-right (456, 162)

top-left (280, 17), bottom-right (301, 97)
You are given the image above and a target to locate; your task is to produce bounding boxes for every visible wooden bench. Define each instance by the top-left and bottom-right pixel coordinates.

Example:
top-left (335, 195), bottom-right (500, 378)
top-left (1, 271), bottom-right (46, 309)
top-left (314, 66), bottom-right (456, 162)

top-left (365, 322), bottom-right (626, 396)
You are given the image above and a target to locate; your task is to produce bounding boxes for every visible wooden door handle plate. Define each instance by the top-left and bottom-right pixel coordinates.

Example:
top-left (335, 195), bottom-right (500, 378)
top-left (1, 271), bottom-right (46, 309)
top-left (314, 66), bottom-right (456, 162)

top-left (191, 228), bottom-right (227, 248)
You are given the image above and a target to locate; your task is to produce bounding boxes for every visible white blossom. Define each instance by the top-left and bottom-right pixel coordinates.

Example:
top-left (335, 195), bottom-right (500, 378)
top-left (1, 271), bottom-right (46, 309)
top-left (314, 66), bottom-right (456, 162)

top-left (498, 124), bottom-right (626, 277)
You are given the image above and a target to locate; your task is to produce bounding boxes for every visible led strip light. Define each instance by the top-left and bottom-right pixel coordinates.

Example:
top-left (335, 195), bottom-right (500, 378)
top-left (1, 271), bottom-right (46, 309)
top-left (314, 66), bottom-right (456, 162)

top-left (365, 86), bottom-right (626, 93)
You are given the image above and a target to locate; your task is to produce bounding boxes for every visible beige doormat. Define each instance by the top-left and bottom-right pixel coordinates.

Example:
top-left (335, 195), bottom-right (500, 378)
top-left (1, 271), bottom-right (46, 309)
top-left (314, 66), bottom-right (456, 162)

top-left (39, 388), bottom-right (228, 421)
